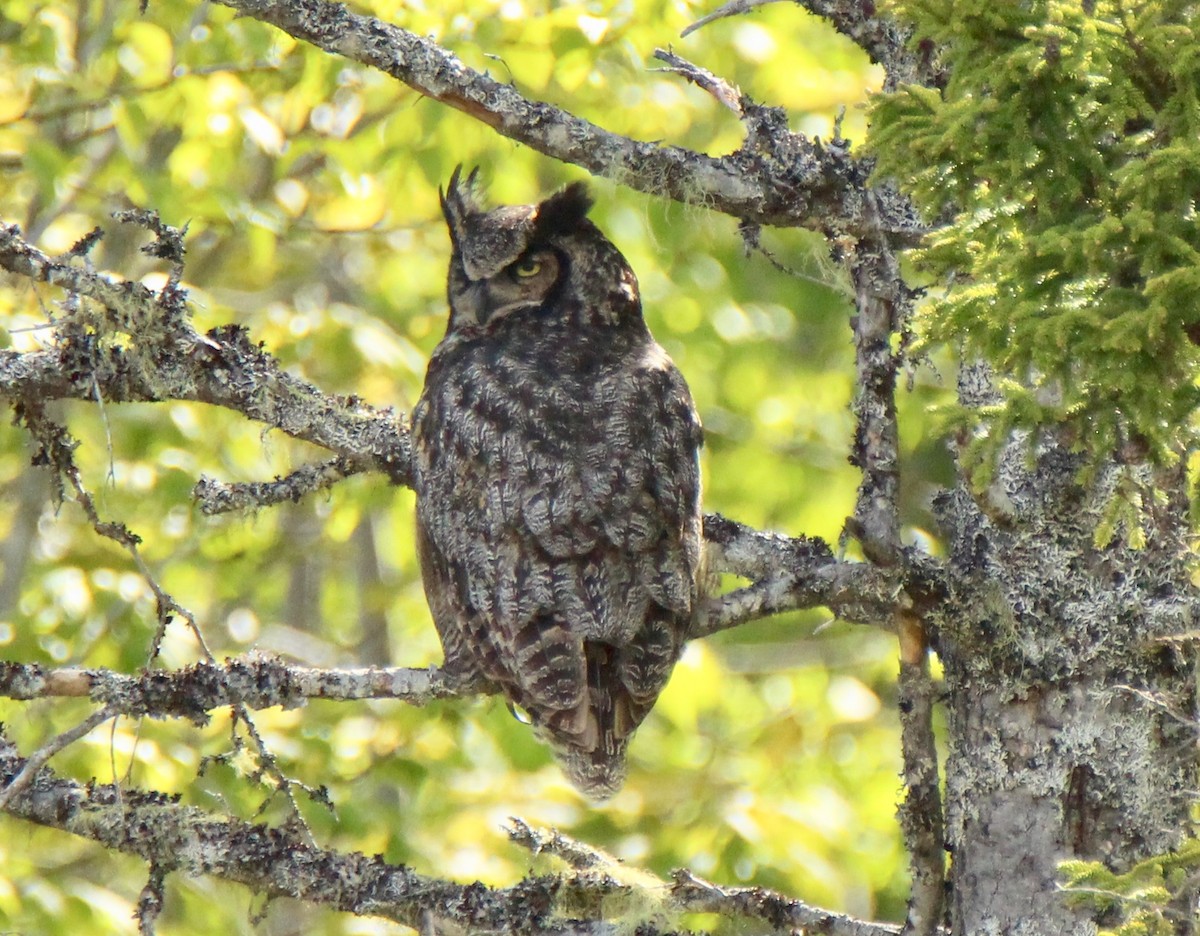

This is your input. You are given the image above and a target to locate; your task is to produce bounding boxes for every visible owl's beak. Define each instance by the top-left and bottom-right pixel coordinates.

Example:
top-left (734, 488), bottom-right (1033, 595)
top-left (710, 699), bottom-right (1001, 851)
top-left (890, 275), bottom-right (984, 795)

top-left (452, 277), bottom-right (543, 329)
top-left (451, 279), bottom-right (489, 328)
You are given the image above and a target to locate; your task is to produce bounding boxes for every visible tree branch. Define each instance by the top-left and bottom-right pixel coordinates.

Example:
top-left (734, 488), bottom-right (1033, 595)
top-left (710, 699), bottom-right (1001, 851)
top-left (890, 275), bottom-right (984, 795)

top-left (0, 222), bottom-right (410, 483)
top-left (670, 868), bottom-right (907, 936)
top-left (0, 730), bottom-right (904, 936)
top-left (0, 705), bottom-right (118, 810)
top-left (204, 0), bottom-right (925, 244)
top-left (841, 182), bottom-right (944, 936)
top-left (192, 456), bottom-right (365, 514)
top-left (896, 614), bottom-right (945, 936)
top-left (845, 208), bottom-right (907, 565)
top-left (0, 658), bottom-right (459, 716)
top-left (697, 514), bottom-right (907, 634)
top-left (0, 221), bottom-right (941, 634)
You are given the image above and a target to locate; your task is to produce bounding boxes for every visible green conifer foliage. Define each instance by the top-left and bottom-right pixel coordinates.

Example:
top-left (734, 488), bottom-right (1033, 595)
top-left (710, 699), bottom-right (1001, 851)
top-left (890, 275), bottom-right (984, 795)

top-left (869, 2), bottom-right (1200, 502)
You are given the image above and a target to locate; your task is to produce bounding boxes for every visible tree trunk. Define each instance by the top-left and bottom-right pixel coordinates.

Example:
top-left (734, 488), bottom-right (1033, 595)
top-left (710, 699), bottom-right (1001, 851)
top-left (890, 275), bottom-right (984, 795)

top-left (934, 440), bottom-right (1198, 934)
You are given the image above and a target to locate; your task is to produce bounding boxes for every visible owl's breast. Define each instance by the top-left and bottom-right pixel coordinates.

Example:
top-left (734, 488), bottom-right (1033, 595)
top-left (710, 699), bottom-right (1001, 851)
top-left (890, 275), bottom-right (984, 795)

top-left (411, 323), bottom-right (702, 611)
top-left (417, 327), bottom-right (643, 452)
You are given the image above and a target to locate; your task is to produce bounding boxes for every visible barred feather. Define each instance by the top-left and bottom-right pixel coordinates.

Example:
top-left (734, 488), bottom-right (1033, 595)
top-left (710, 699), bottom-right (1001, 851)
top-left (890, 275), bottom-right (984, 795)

top-left (411, 171), bottom-right (703, 799)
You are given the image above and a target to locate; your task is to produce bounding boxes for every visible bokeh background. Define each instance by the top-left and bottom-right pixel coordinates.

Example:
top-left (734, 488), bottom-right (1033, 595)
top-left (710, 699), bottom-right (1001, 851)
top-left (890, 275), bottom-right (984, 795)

top-left (0, 1), bottom-right (951, 931)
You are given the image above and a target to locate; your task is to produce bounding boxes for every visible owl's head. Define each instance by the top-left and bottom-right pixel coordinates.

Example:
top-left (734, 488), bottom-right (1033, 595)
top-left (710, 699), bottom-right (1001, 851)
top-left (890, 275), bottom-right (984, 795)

top-left (439, 167), bottom-right (641, 333)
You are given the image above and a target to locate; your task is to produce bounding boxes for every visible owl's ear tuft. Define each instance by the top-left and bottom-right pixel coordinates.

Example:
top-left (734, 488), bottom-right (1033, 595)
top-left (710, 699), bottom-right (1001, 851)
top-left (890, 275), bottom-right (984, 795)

top-left (440, 165), bottom-right (484, 245)
top-left (534, 182), bottom-right (594, 238)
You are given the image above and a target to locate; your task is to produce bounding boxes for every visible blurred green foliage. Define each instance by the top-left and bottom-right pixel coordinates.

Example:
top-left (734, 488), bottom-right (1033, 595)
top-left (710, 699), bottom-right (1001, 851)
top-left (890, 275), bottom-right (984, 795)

top-left (0, 1), bottom-right (949, 932)
top-left (870, 1), bottom-right (1200, 515)
top-left (1060, 838), bottom-right (1200, 935)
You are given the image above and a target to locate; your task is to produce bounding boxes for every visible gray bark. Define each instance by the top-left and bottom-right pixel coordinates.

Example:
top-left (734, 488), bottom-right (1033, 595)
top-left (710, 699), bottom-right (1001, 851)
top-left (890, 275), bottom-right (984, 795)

top-left (934, 441), bottom-right (1198, 934)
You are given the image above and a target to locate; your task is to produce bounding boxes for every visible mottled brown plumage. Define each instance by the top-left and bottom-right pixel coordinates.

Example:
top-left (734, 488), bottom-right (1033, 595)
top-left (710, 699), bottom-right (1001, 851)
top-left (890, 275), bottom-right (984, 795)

top-left (411, 169), bottom-right (703, 798)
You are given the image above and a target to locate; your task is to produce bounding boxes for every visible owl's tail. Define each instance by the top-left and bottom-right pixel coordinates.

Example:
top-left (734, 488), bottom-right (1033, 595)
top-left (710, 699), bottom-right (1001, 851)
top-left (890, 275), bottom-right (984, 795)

top-left (546, 622), bottom-right (683, 800)
top-left (548, 642), bottom-right (632, 801)
top-left (554, 740), bottom-right (629, 801)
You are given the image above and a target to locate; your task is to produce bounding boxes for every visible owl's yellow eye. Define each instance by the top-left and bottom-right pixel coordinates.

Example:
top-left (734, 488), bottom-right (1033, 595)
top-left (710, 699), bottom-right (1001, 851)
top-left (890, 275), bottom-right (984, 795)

top-left (512, 257), bottom-right (542, 278)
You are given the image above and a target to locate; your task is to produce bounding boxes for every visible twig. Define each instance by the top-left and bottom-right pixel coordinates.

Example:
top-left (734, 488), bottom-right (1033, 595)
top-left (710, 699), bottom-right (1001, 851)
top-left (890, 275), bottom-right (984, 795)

top-left (671, 868), bottom-right (908, 936)
top-left (681, 0), bottom-right (786, 38)
top-left (507, 819), bottom-right (619, 871)
top-left (651, 48), bottom-right (743, 113)
top-left (683, 0), bottom-right (946, 92)
top-left (19, 402), bottom-right (198, 653)
top-left (0, 704), bottom-right (118, 810)
top-left (193, 456), bottom-right (364, 514)
top-left (844, 215), bottom-right (905, 564)
top-left (695, 564), bottom-right (900, 636)
top-left (696, 514), bottom-right (914, 634)
top-left (737, 219), bottom-right (852, 295)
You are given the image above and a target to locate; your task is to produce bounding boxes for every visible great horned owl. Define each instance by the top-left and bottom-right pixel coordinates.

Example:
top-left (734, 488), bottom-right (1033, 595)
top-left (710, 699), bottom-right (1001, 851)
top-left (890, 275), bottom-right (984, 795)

top-left (411, 168), bottom-right (703, 799)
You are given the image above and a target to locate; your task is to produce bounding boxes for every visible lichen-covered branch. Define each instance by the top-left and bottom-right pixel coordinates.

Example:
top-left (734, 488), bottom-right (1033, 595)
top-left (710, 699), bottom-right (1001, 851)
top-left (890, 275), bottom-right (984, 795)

top-left (896, 614), bottom-right (945, 936)
top-left (0, 531), bottom-right (913, 714)
top-left (696, 514), bottom-right (911, 634)
top-left (205, 0), bottom-right (925, 244)
top-left (845, 224), bottom-right (906, 564)
top-left (192, 457), bottom-right (364, 514)
top-left (842, 190), bottom-right (944, 933)
top-left (0, 658), bottom-right (459, 716)
top-left (0, 732), bottom-right (563, 934)
top-left (511, 824), bottom-right (911, 936)
top-left (0, 222), bottom-right (411, 485)
top-left (507, 819), bottom-right (623, 871)
top-left (670, 868), bottom-right (906, 936)
top-left (0, 732), bottom-right (902, 936)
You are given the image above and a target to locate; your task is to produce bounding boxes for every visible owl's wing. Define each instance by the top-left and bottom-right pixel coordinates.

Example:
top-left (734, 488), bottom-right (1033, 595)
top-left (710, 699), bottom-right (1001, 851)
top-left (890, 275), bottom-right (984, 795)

top-left (414, 345), bottom-right (702, 796)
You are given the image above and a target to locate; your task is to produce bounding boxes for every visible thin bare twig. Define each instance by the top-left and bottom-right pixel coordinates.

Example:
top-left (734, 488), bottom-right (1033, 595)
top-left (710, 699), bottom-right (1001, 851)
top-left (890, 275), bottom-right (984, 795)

top-left (681, 0), bottom-right (787, 38)
top-left (651, 48), bottom-right (743, 113)
top-left (0, 704), bottom-right (118, 810)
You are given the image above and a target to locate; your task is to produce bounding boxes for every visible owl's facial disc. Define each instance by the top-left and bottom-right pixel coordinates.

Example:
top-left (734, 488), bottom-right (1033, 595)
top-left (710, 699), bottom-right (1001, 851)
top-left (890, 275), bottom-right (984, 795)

top-left (453, 248), bottom-right (562, 328)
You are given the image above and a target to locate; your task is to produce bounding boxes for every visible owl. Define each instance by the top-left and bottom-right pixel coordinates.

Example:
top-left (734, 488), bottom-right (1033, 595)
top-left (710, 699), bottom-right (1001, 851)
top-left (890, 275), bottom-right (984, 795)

top-left (410, 168), bottom-right (704, 799)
